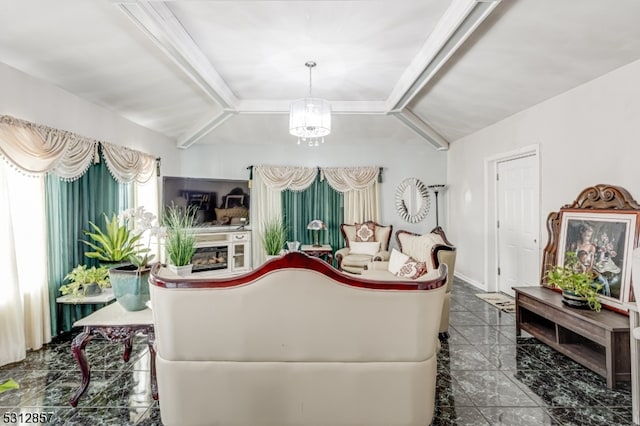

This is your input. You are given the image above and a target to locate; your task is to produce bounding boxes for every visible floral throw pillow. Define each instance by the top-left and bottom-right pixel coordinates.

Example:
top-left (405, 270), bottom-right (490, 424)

top-left (395, 257), bottom-right (428, 279)
top-left (354, 222), bottom-right (376, 242)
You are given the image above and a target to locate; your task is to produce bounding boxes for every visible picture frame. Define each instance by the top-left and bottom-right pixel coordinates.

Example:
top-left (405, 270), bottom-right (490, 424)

top-left (224, 195), bottom-right (244, 208)
top-left (556, 211), bottom-right (638, 310)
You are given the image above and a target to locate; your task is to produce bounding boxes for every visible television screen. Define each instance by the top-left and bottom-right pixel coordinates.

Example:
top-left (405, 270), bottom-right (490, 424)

top-left (162, 176), bottom-right (250, 226)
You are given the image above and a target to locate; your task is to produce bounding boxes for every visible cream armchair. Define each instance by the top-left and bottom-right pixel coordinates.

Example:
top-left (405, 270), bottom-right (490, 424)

top-left (335, 221), bottom-right (393, 274)
top-left (362, 227), bottom-right (456, 339)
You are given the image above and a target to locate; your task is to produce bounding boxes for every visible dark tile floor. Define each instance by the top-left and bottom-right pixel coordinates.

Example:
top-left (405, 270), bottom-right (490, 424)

top-left (0, 278), bottom-right (633, 425)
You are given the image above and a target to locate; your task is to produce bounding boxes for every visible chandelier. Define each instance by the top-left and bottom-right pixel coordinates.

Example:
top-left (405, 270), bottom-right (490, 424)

top-left (289, 61), bottom-right (331, 146)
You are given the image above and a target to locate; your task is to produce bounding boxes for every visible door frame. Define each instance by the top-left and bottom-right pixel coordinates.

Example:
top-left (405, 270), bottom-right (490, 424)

top-left (484, 144), bottom-right (540, 293)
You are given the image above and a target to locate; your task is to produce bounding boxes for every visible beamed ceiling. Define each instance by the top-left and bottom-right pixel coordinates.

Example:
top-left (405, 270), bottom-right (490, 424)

top-left (2, 0), bottom-right (640, 150)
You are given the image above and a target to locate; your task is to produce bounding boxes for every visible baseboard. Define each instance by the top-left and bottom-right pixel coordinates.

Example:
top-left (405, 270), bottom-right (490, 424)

top-left (454, 272), bottom-right (486, 291)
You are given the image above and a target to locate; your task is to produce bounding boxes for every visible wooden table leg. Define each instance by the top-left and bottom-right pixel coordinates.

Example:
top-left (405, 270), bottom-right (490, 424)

top-left (69, 327), bottom-right (95, 407)
top-left (147, 329), bottom-right (158, 400)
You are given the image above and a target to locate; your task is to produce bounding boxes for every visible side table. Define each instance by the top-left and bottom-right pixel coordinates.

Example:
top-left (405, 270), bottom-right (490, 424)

top-left (69, 302), bottom-right (157, 406)
top-left (301, 244), bottom-right (333, 264)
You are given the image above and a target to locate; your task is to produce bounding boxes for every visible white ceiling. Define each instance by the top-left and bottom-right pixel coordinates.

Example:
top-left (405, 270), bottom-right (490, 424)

top-left (1, 0), bottom-right (640, 149)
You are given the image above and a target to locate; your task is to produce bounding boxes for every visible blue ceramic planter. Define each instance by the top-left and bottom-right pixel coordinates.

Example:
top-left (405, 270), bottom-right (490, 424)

top-left (109, 264), bottom-right (150, 311)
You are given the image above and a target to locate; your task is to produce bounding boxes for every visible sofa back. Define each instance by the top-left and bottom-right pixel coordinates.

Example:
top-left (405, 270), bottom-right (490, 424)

top-left (150, 252), bottom-right (447, 363)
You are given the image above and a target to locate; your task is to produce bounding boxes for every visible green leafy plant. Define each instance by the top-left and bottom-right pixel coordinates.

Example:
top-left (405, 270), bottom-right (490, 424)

top-left (262, 216), bottom-right (287, 256)
top-left (82, 213), bottom-right (143, 263)
top-left (545, 251), bottom-right (602, 312)
top-left (60, 265), bottom-right (110, 297)
top-left (163, 204), bottom-right (197, 267)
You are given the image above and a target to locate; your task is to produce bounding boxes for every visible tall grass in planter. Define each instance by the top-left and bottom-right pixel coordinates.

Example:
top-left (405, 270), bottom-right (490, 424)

top-left (163, 204), bottom-right (198, 276)
top-left (262, 216), bottom-right (287, 258)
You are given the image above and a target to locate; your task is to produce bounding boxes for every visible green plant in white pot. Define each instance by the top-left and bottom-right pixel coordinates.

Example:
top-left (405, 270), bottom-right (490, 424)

top-left (163, 203), bottom-right (198, 276)
top-left (60, 265), bottom-right (110, 297)
top-left (262, 216), bottom-right (286, 260)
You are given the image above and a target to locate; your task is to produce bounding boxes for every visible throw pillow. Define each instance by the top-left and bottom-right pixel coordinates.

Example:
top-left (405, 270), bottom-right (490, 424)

top-left (354, 222), bottom-right (376, 242)
top-left (349, 241), bottom-right (381, 256)
top-left (395, 257), bottom-right (428, 279)
top-left (388, 248), bottom-right (410, 274)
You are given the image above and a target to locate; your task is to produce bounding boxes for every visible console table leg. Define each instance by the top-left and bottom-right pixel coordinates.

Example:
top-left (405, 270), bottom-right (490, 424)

top-left (123, 336), bottom-right (133, 362)
top-left (70, 327), bottom-right (95, 407)
top-left (630, 310), bottom-right (640, 425)
top-left (147, 330), bottom-right (158, 400)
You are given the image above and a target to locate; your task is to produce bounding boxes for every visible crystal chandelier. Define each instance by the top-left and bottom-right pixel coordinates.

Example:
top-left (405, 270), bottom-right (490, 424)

top-left (289, 61), bottom-right (331, 146)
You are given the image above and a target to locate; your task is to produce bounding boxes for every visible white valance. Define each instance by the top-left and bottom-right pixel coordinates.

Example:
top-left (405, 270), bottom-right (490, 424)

top-left (0, 115), bottom-right (155, 182)
top-left (101, 142), bottom-right (156, 184)
top-left (321, 166), bottom-right (379, 192)
top-left (254, 165), bottom-right (318, 192)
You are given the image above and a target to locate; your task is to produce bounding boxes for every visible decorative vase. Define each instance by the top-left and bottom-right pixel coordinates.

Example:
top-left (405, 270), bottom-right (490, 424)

top-left (168, 264), bottom-right (193, 277)
top-left (561, 290), bottom-right (590, 309)
top-left (109, 264), bottom-right (151, 311)
top-left (83, 282), bottom-right (102, 296)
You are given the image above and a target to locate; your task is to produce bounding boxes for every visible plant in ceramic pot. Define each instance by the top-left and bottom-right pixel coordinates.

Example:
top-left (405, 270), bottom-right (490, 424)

top-left (262, 216), bottom-right (286, 260)
top-left (82, 212), bottom-right (143, 268)
top-left (545, 251), bottom-right (602, 312)
top-left (59, 264), bottom-right (110, 297)
top-left (107, 207), bottom-right (164, 311)
top-left (162, 203), bottom-right (197, 276)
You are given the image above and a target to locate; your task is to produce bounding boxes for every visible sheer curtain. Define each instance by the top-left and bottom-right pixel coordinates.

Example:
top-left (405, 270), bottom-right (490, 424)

top-left (0, 162), bottom-right (50, 367)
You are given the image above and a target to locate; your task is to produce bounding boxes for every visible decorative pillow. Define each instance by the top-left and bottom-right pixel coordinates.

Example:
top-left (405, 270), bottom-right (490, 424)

top-left (395, 257), bottom-right (428, 279)
top-left (215, 207), bottom-right (249, 220)
top-left (354, 222), bottom-right (376, 242)
top-left (388, 248), bottom-right (410, 274)
top-left (349, 241), bottom-right (381, 256)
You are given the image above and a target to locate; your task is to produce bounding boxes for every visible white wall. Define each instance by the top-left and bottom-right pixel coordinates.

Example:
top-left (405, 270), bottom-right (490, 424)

top-left (448, 58), bottom-right (640, 289)
top-left (0, 63), bottom-right (179, 171)
top-left (179, 142), bottom-right (447, 250)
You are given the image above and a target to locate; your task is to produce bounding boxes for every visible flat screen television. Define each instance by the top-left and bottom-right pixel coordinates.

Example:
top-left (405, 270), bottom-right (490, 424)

top-left (162, 176), bottom-right (250, 227)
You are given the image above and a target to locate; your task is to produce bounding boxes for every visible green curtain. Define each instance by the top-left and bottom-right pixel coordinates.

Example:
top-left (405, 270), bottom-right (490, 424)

top-left (282, 176), bottom-right (344, 264)
top-left (46, 159), bottom-right (130, 336)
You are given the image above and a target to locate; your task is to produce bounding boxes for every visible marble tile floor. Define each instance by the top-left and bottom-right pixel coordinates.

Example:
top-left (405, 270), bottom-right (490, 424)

top-left (0, 278), bottom-right (633, 425)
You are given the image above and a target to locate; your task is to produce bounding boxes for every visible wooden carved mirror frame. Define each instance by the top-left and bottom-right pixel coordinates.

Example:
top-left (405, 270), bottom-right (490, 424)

top-left (541, 184), bottom-right (640, 311)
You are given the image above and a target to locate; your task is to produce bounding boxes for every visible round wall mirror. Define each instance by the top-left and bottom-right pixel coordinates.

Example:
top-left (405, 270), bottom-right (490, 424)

top-left (395, 178), bottom-right (430, 223)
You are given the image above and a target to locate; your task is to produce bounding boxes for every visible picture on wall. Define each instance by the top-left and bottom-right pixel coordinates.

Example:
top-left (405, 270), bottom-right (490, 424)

top-left (556, 211), bottom-right (638, 308)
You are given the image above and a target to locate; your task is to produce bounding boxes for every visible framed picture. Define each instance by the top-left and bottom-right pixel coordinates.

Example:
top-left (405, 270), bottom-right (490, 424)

top-left (556, 211), bottom-right (639, 310)
top-left (224, 195), bottom-right (244, 208)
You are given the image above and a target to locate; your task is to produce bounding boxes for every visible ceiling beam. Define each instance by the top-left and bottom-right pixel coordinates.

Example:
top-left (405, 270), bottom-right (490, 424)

top-left (116, 1), bottom-right (238, 110)
top-left (386, 0), bottom-right (501, 112)
top-left (392, 109), bottom-right (449, 151)
top-left (177, 110), bottom-right (235, 149)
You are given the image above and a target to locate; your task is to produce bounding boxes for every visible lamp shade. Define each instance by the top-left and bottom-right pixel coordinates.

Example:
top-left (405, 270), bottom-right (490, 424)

top-left (307, 219), bottom-right (327, 231)
top-left (289, 98), bottom-right (332, 139)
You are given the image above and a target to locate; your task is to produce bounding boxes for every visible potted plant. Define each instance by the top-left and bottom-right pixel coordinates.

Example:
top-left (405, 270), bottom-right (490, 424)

top-left (106, 207), bottom-right (164, 311)
top-left (60, 265), bottom-right (110, 297)
top-left (545, 251), bottom-right (603, 312)
top-left (82, 212), bottom-right (144, 267)
top-left (262, 216), bottom-right (286, 260)
top-left (163, 203), bottom-right (198, 276)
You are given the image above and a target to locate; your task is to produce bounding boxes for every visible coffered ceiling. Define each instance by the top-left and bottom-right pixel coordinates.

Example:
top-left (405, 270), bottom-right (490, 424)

top-left (1, 0), bottom-right (640, 150)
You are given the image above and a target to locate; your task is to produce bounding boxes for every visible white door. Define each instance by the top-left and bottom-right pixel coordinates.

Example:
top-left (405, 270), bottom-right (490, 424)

top-left (497, 154), bottom-right (539, 296)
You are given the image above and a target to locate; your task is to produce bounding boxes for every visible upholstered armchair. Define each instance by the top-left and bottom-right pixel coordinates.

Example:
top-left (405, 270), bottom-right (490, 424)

top-left (362, 227), bottom-right (456, 339)
top-left (335, 221), bottom-right (393, 274)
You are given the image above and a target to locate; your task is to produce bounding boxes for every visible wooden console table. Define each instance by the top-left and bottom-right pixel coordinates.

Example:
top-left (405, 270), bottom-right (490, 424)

top-left (69, 302), bottom-right (157, 406)
top-left (514, 286), bottom-right (630, 388)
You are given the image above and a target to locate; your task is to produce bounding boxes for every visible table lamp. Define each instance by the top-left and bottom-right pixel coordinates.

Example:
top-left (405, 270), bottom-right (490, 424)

top-left (307, 219), bottom-right (327, 247)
